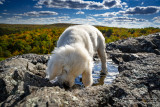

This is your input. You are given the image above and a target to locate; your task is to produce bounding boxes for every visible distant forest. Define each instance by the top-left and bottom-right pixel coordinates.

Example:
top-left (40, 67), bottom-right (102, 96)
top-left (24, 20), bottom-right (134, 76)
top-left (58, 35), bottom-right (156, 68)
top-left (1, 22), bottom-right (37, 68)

top-left (0, 23), bottom-right (160, 61)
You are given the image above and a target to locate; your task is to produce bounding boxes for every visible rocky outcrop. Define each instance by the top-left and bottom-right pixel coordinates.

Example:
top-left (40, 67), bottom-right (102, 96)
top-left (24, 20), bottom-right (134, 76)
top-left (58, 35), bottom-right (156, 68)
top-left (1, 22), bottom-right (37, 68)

top-left (106, 33), bottom-right (160, 64)
top-left (106, 33), bottom-right (160, 54)
top-left (0, 33), bottom-right (160, 107)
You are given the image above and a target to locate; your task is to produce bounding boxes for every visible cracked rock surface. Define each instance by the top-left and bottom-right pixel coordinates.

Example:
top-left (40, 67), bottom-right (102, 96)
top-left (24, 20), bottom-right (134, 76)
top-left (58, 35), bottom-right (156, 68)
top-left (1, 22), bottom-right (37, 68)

top-left (0, 33), bottom-right (160, 107)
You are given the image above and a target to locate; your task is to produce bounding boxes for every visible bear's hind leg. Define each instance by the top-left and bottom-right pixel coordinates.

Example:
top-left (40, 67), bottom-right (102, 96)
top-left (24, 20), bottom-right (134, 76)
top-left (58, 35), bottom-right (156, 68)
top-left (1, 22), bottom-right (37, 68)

top-left (97, 40), bottom-right (107, 75)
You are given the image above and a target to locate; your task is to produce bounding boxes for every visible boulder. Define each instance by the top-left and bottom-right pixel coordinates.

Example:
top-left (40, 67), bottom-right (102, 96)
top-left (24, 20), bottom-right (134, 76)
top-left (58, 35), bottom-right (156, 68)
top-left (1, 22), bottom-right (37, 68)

top-left (106, 33), bottom-right (160, 54)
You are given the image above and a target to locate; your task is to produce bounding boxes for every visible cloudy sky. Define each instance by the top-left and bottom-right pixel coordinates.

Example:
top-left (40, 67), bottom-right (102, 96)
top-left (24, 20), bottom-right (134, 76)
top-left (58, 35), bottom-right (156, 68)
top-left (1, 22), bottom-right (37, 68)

top-left (0, 0), bottom-right (160, 28)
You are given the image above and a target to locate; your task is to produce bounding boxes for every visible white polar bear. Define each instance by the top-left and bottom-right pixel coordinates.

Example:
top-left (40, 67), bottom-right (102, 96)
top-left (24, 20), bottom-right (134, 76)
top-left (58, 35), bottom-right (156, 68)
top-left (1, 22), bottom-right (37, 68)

top-left (46, 25), bottom-right (107, 88)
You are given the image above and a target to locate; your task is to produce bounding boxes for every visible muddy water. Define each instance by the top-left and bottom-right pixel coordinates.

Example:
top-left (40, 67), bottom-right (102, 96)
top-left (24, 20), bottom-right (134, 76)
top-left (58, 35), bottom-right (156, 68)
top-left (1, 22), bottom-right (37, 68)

top-left (75, 59), bottom-right (119, 86)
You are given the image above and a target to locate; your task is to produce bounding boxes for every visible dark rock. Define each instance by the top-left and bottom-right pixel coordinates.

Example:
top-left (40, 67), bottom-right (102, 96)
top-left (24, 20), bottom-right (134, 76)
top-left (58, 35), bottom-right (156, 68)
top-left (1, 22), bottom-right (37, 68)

top-left (109, 53), bottom-right (139, 64)
top-left (106, 32), bottom-right (160, 54)
top-left (0, 79), bottom-right (8, 102)
top-left (35, 63), bottom-right (47, 70)
top-left (0, 33), bottom-right (160, 106)
top-left (0, 54), bottom-right (54, 106)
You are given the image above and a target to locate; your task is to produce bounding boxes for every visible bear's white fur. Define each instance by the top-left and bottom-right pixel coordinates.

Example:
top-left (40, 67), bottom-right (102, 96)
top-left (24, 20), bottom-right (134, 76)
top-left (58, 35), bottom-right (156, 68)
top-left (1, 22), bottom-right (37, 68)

top-left (47, 25), bottom-right (107, 87)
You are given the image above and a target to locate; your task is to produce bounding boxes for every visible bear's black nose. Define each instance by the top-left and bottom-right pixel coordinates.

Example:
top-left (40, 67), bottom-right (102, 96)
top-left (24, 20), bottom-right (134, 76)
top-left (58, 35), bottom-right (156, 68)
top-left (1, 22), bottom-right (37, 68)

top-left (63, 82), bottom-right (70, 89)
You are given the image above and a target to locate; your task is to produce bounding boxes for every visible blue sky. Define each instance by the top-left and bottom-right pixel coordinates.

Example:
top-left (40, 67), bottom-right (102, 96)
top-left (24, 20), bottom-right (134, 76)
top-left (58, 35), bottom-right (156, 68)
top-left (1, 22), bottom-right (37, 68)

top-left (0, 0), bottom-right (160, 28)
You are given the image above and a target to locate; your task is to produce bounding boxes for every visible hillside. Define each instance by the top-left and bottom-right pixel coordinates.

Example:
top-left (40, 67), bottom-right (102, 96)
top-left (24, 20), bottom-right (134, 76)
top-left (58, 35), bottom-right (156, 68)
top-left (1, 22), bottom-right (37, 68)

top-left (0, 23), bottom-right (75, 36)
top-left (0, 23), bottom-right (160, 61)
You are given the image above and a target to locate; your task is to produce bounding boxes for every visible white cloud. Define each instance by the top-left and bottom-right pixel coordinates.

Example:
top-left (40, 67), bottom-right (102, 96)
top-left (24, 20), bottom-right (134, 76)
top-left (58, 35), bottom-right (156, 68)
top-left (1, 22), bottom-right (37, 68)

top-left (26, 11), bottom-right (58, 16)
top-left (3, 16), bottom-right (70, 24)
top-left (1, 12), bottom-right (159, 28)
top-left (103, 17), bottom-right (147, 23)
top-left (76, 11), bottom-right (84, 15)
top-left (0, 0), bottom-right (5, 4)
top-left (94, 12), bottom-right (117, 17)
top-left (114, 17), bottom-right (147, 22)
top-left (141, 2), bottom-right (144, 5)
top-left (16, 11), bottom-right (58, 16)
top-left (34, 5), bottom-right (42, 8)
top-left (119, 6), bottom-right (160, 15)
top-left (94, 6), bottom-right (160, 18)
top-left (153, 16), bottom-right (160, 24)
top-left (2, 13), bottom-right (9, 15)
top-left (6, 16), bottom-right (22, 21)
top-left (14, 16), bottom-right (22, 19)
top-left (121, 2), bottom-right (127, 6)
top-left (35, 0), bottom-right (127, 10)
top-left (108, 21), bottom-right (152, 28)
top-left (103, 0), bottom-right (123, 8)
top-left (88, 1), bottom-right (105, 10)
top-left (68, 17), bottom-right (99, 25)
top-left (1, 15), bottom-right (99, 25)
top-left (101, 17), bottom-right (151, 28)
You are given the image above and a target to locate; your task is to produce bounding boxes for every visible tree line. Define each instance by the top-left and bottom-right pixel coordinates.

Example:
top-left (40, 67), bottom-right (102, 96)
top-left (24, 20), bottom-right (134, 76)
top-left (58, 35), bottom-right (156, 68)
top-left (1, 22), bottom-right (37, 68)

top-left (0, 24), bottom-right (160, 61)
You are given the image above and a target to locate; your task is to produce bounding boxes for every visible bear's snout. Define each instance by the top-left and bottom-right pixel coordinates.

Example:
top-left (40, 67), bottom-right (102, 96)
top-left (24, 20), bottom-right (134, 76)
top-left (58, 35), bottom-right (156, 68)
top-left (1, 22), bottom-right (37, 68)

top-left (63, 82), bottom-right (70, 88)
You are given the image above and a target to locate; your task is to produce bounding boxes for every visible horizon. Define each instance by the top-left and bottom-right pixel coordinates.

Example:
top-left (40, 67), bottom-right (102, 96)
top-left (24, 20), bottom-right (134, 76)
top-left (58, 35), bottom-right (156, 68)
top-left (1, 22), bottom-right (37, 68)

top-left (0, 0), bottom-right (160, 28)
top-left (0, 23), bottom-right (160, 29)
